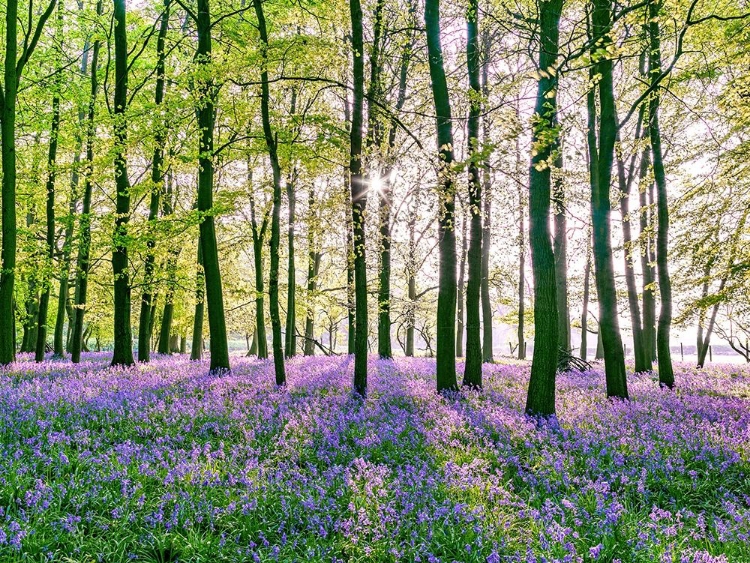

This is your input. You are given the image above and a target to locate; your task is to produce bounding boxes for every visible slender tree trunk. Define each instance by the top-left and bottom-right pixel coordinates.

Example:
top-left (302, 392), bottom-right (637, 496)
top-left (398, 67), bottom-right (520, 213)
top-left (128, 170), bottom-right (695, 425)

top-left (190, 241), bottom-right (204, 360)
top-left (524, 0), bottom-right (562, 416)
top-left (516, 116), bottom-right (526, 361)
top-left (35, 53), bottom-right (62, 362)
top-left (304, 187), bottom-right (321, 356)
top-left (54, 27), bottom-right (90, 358)
top-left (617, 110), bottom-right (650, 373)
top-left (303, 251), bottom-right (322, 355)
top-left (349, 0), bottom-right (368, 396)
top-left (137, 0), bottom-right (170, 362)
top-left (639, 139), bottom-right (656, 363)
top-left (425, 0), bottom-right (458, 391)
top-left (157, 176), bottom-right (178, 354)
top-left (0, 0), bottom-right (55, 363)
top-left (456, 205), bottom-right (467, 357)
top-left (249, 176), bottom-right (268, 359)
top-left (589, 0), bottom-right (628, 399)
top-left (342, 94), bottom-right (355, 356)
top-left (648, 0), bottom-right (673, 388)
top-left (195, 0), bottom-right (230, 373)
top-left (71, 0), bottom-right (102, 363)
top-left (0, 0), bottom-right (20, 364)
top-left (480, 30), bottom-right (493, 363)
top-left (462, 0), bottom-right (483, 388)
top-left (110, 0), bottom-right (135, 367)
top-left (254, 0), bottom-right (286, 385)
top-left (553, 155), bottom-right (570, 357)
top-left (284, 90), bottom-right (297, 358)
top-left (581, 244), bottom-right (591, 360)
top-left (406, 202), bottom-right (416, 357)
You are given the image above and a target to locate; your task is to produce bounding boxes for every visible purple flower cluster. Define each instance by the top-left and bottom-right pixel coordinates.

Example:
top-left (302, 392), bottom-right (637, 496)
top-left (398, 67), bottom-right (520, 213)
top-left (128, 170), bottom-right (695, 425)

top-left (0, 354), bottom-right (748, 561)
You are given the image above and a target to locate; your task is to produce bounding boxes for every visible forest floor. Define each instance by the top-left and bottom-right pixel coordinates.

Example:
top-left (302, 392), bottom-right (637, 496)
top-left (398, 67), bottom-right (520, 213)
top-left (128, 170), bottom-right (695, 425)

top-left (0, 354), bottom-right (748, 562)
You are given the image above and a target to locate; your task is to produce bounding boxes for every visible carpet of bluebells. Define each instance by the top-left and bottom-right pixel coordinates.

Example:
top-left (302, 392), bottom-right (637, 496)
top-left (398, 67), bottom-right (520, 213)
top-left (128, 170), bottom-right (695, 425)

top-left (1, 353), bottom-right (749, 562)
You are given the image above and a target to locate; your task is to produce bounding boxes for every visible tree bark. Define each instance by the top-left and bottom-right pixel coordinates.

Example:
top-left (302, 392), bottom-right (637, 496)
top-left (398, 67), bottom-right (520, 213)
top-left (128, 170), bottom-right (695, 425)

top-left (285, 91), bottom-right (298, 358)
top-left (0, 0), bottom-right (56, 364)
top-left (195, 0), bottom-right (230, 373)
top-left (54, 20), bottom-right (90, 358)
top-left (524, 0), bottom-right (562, 416)
top-left (190, 241), bottom-right (205, 360)
top-left (137, 0), bottom-right (170, 362)
top-left (110, 0), bottom-right (135, 367)
top-left (35, 49), bottom-right (62, 362)
top-left (462, 0), bottom-right (483, 388)
top-left (480, 29), bottom-right (493, 363)
top-left (71, 0), bottom-right (102, 364)
top-left (648, 0), bottom-right (674, 388)
top-left (638, 136), bottom-right (657, 363)
top-left (349, 0), bottom-right (368, 396)
top-left (304, 188), bottom-right (321, 356)
top-left (589, 0), bottom-right (628, 399)
top-left (456, 204), bottom-right (467, 357)
top-left (254, 0), bottom-right (286, 385)
top-left (553, 155), bottom-right (570, 357)
top-left (581, 243), bottom-right (591, 360)
top-left (425, 0), bottom-right (458, 392)
top-left (617, 109), bottom-right (650, 373)
top-left (406, 206), bottom-right (416, 357)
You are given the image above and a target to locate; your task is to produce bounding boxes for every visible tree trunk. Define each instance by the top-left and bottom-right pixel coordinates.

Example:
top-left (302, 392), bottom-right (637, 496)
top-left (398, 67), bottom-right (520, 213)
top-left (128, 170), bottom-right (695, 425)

top-left (195, 0), bottom-right (230, 373)
top-left (35, 52), bottom-right (61, 362)
top-left (54, 22), bottom-right (90, 358)
top-left (71, 0), bottom-right (102, 364)
top-left (304, 188), bottom-right (321, 356)
top-left (190, 241), bottom-right (204, 360)
top-left (480, 29), bottom-right (493, 364)
top-left (254, 0), bottom-right (286, 385)
top-left (648, 0), bottom-right (673, 388)
top-left (406, 204), bottom-right (416, 357)
top-left (580, 244), bottom-right (591, 360)
top-left (617, 109), bottom-right (650, 373)
top-left (284, 91), bottom-right (297, 358)
top-left (638, 137), bottom-right (657, 363)
top-left (516, 117), bottom-right (526, 361)
top-left (524, 0), bottom-right (562, 416)
top-left (137, 0), bottom-right (170, 363)
top-left (589, 0), bottom-right (628, 399)
top-left (249, 180), bottom-right (268, 359)
top-left (110, 0), bottom-right (135, 367)
top-left (349, 0), bottom-right (368, 396)
top-left (456, 205), bottom-right (467, 357)
top-left (462, 0), bottom-right (483, 388)
top-left (0, 0), bottom-right (55, 363)
top-left (553, 155), bottom-right (570, 357)
top-left (425, 0), bottom-right (458, 392)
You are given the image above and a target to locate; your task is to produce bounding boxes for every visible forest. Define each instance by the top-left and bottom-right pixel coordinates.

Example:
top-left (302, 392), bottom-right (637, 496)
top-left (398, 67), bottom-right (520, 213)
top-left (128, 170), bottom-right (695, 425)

top-left (0, 0), bottom-right (749, 560)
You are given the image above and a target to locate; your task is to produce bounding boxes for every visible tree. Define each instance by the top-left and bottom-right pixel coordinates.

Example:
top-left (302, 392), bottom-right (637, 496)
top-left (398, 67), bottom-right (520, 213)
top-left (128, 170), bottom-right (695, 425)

top-left (349, 0), bottom-right (368, 396)
top-left (524, 0), bottom-right (562, 417)
top-left (425, 0), bottom-right (458, 392)
top-left (254, 0), bottom-right (286, 385)
top-left (588, 0), bottom-right (628, 399)
top-left (110, 0), bottom-right (135, 367)
top-left (462, 0), bottom-right (483, 389)
top-left (647, 0), bottom-right (674, 388)
top-left (71, 0), bottom-right (103, 364)
top-left (35, 4), bottom-right (62, 362)
top-left (480, 29), bottom-right (493, 364)
top-left (0, 0), bottom-right (57, 364)
top-left (193, 0), bottom-right (230, 373)
top-left (137, 0), bottom-right (171, 362)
